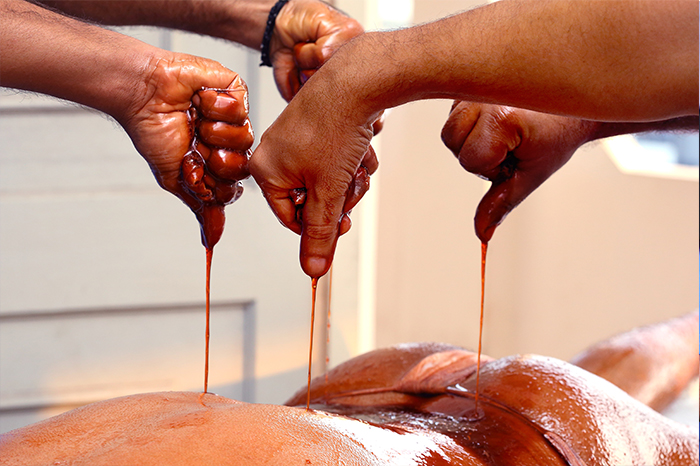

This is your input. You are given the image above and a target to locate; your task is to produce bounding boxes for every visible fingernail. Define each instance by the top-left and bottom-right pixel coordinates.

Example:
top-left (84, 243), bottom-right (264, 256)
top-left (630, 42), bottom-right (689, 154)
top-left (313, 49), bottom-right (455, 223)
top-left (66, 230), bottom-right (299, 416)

top-left (305, 256), bottom-right (329, 278)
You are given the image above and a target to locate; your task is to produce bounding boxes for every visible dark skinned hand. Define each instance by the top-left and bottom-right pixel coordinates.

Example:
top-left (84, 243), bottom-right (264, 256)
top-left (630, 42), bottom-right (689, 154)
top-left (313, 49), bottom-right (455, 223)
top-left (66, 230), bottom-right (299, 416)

top-left (121, 54), bottom-right (254, 248)
top-left (441, 102), bottom-right (596, 243)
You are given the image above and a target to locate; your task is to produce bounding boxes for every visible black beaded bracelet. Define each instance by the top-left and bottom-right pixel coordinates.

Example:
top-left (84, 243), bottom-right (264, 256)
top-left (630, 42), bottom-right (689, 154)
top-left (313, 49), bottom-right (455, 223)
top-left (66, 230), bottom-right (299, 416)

top-left (260, 0), bottom-right (291, 67)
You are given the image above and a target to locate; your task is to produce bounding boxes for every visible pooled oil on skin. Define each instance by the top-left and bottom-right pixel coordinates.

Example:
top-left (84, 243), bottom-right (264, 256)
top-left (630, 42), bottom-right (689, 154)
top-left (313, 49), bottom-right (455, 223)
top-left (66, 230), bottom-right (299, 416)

top-left (321, 402), bottom-right (572, 466)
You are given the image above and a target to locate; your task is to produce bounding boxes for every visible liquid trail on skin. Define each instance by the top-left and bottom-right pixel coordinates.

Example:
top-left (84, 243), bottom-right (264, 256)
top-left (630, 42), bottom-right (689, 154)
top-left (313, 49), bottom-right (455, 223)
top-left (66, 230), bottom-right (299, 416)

top-left (307, 277), bottom-right (319, 410)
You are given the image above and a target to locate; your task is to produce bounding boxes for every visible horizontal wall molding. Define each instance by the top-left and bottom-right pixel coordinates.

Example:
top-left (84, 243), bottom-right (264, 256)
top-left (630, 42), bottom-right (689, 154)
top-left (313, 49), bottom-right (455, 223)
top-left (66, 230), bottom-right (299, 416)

top-left (0, 301), bottom-right (252, 322)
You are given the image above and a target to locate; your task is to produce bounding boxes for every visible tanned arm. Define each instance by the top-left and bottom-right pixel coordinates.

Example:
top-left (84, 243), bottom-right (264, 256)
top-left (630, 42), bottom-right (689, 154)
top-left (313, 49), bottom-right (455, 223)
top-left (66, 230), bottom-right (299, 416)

top-left (249, 0), bottom-right (698, 277)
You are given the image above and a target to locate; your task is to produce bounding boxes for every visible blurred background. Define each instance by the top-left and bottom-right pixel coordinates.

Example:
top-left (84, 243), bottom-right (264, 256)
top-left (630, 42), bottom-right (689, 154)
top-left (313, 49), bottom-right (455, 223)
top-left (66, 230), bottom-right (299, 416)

top-left (1, 0), bottom-right (697, 433)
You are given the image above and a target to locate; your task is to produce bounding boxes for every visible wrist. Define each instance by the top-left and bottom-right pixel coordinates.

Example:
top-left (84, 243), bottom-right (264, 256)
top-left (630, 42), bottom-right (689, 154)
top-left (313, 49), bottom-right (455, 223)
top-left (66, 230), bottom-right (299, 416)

top-left (70, 36), bottom-right (162, 127)
top-left (320, 27), bottom-right (458, 121)
top-left (189, 0), bottom-right (276, 50)
top-left (311, 31), bottom-right (403, 126)
top-left (571, 119), bottom-right (604, 146)
top-left (113, 47), bottom-right (171, 126)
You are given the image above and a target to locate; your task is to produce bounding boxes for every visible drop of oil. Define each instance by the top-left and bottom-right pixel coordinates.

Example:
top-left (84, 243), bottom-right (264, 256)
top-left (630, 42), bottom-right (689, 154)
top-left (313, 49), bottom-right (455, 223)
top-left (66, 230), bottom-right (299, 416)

top-left (465, 406), bottom-right (485, 422)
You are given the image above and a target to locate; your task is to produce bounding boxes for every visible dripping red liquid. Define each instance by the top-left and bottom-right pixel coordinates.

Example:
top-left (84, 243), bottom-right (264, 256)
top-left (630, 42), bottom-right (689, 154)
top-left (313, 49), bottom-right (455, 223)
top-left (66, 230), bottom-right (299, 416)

top-left (306, 277), bottom-right (319, 410)
top-left (474, 241), bottom-right (488, 411)
top-left (203, 247), bottom-right (213, 394)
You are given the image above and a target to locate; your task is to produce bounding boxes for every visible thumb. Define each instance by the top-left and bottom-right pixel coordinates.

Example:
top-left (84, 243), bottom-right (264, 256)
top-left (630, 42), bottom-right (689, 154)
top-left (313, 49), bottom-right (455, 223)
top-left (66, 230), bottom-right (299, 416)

top-left (180, 57), bottom-right (245, 94)
top-left (299, 189), bottom-right (346, 278)
top-left (475, 167), bottom-right (539, 243)
top-left (474, 180), bottom-right (511, 244)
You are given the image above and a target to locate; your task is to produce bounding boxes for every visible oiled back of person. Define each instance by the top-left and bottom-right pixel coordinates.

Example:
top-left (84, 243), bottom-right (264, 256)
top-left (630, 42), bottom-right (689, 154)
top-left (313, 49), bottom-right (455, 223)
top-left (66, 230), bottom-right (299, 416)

top-left (289, 343), bottom-right (698, 466)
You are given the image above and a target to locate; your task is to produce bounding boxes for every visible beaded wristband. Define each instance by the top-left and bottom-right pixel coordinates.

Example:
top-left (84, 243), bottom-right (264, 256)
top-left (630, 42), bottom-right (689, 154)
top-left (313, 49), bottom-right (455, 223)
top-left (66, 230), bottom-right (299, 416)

top-left (260, 0), bottom-right (291, 67)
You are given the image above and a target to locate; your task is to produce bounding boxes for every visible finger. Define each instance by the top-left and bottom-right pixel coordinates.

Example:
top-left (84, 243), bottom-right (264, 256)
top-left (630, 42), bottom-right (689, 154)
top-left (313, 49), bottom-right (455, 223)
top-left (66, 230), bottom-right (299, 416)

top-left (196, 119), bottom-right (254, 151)
top-left (195, 88), bottom-right (249, 125)
top-left (474, 169), bottom-right (537, 243)
top-left (290, 187), bottom-right (306, 226)
top-left (199, 204), bottom-right (226, 250)
top-left (339, 213), bottom-right (352, 236)
top-left (299, 191), bottom-right (346, 278)
top-left (207, 148), bottom-right (250, 182)
top-left (440, 101), bottom-right (481, 156)
top-left (177, 59), bottom-right (247, 105)
top-left (271, 49), bottom-right (298, 102)
top-left (371, 112), bottom-right (385, 135)
top-left (315, 26), bottom-right (363, 63)
top-left (289, 186), bottom-right (353, 239)
top-left (294, 41), bottom-right (323, 70)
top-left (264, 190), bottom-right (303, 236)
top-left (214, 180), bottom-right (244, 205)
top-left (291, 43), bottom-right (318, 88)
top-left (360, 144), bottom-right (379, 175)
top-left (343, 164), bottom-right (370, 213)
top-left (180, 151), bottom-right (214, 202)
top-left (448, 99), bottom-right (461, 113)
top-left (299, 68), bottom-right (316, 85)
top-left (446, 105), bottom-right (522, 179)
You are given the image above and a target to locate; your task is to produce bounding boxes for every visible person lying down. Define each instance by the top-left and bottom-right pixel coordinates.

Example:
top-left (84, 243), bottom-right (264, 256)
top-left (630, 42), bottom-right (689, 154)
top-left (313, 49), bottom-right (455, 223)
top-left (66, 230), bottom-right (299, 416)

top-left (1, 311), bottom-right (697, 466)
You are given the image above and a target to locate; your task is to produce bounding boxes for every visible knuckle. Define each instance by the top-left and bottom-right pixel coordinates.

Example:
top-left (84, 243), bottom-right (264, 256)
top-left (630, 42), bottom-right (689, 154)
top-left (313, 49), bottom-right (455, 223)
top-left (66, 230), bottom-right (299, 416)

top-left (302, 222), bottom-right (339, 242)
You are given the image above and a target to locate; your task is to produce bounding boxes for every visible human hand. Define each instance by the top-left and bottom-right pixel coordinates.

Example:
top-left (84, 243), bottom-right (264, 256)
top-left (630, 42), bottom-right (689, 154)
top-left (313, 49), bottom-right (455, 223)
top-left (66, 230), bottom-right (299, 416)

top-left (269, 0), bottom-right (364, 102)
top-left (120, 54), bottom-right (254, 248)
top-left (441, 102), bottom-right (596, 243)
top-left (249, 85), bottom-right (379, 277)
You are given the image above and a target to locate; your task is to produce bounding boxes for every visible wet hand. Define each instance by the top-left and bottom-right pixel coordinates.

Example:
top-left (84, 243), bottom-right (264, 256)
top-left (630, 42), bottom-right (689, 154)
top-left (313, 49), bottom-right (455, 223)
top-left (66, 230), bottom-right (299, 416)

top-left (249, 86), bottom-right (378, 277)
top-left (120, 54), bottom-right (254, 248)
top-left (441, 102), bottom-right (595, 243)
top-left (269, 0), bottom-right (364, 102)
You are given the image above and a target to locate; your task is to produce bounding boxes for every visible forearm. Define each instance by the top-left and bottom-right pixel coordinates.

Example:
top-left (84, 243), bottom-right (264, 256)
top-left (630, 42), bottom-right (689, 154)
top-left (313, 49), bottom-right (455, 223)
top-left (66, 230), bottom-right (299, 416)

top-left (36, 0), bottom-right (276, 49)
top-left (588, 116), bottom-right (699, 141)
top-left (325, 0), bottom-right (698, 124)
top-left (1, 0), bottom-right (158, 123)
top-left (567, 115), bottom-right (699, 150)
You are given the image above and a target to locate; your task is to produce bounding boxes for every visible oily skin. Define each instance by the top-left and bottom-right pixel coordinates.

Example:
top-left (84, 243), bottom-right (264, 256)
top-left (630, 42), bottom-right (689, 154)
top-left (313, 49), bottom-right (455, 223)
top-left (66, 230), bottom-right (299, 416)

top-left (0, 313), bottom-right (697, 465)
top-left (0, 391), bottom-right (476, 466)
top-left (249, 0), bottom-right (699, 276)
top-left (1, 339), bottom-right (697, 465)
top-left (286, 325), bottom-right (699, 466)
top-left (570, 310), bottom-right (700, 412)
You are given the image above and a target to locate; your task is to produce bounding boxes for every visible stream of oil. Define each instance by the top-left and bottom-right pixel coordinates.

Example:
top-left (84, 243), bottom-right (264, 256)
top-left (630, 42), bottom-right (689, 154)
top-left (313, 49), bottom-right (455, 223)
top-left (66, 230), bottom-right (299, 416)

top-left (203, 247), bottom-right (213, 394)
top-left (473, 241), bottom-right (487, 413)
top-left (306, 277), bottom-right (319, 410)
top-left (325, 265), bottom-right (333, 386)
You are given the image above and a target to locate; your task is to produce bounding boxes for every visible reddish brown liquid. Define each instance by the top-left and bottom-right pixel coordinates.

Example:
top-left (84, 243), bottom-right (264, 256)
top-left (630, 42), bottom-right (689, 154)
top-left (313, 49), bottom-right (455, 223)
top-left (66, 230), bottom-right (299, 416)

top-left (325, 265), bottom-right (333, 386)
top-left (474, 242), bottom-right (488, 412)
top-left (203, 247), bottom-right (213, 394)
top-left (307, 277), bottom-right (319, 410)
